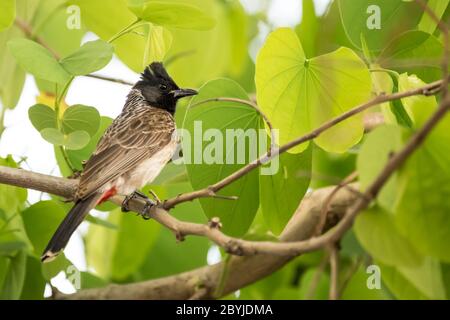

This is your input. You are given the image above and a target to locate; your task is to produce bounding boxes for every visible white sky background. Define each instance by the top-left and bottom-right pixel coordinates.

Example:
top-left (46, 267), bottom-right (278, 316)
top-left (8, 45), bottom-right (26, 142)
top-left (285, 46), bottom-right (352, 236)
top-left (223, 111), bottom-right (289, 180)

top-left (0, 0), bottom-right (331, 295)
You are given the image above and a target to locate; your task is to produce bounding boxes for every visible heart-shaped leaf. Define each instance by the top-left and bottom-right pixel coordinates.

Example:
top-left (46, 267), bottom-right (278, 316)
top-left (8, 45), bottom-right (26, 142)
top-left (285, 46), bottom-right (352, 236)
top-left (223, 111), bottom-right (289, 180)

top-left (60, 39), bottom-right (114, 76)
top-left (40, 128), bottom-right (90, 150)
top-left (28, 104), bottom-right (57, 132)
top-left (256, 28), bottom-right (371, 153)
top-left (64, 130), bottom-right (91, 150)
top-left (61, 104), bottom-right (100, 136)
top-left (40, 128), bottom-right (65, 146)
top-left (183, 78), bottom-right (260, 236)
top-left (7, 38), bottom-right (71, 84)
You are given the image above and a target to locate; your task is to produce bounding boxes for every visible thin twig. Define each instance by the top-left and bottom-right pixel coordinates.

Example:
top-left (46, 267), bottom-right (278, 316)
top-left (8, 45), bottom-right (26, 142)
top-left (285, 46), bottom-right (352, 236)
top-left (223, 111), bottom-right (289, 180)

top-left (304, 252), bottom-right (329, 299)
top-left (163, 78), bottom-right (445, 210)
top-left (328, 244), bottom-right (340, 300)
top-left (13, 18), bottom-right (134, 87)
top-left (314, 171), bottom-right (360, 236)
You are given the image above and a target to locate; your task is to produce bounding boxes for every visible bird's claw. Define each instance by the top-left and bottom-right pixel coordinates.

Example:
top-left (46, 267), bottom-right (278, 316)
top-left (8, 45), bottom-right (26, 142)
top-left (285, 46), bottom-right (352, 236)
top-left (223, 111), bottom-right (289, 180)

top-left (121, 190), bottom-right (149, 212)
top-left (141, 199), bottom-right (155, 220)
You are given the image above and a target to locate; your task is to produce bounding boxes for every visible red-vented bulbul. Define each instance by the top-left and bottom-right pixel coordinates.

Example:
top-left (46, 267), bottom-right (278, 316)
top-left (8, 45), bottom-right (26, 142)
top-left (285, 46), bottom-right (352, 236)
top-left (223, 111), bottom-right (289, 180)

top-left (41, 62), bottom-right (197, 262)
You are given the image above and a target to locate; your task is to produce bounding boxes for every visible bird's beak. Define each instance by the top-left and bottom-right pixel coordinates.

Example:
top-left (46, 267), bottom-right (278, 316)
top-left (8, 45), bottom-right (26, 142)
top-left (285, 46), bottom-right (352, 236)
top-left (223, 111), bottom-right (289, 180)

top-left (172, 88), bottom-right (198, 99)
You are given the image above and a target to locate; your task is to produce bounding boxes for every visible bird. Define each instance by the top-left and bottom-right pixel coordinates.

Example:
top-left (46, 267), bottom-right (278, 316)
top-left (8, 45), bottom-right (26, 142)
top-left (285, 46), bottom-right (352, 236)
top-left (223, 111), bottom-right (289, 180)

top-left (41, 62), bottom-right (197, 263)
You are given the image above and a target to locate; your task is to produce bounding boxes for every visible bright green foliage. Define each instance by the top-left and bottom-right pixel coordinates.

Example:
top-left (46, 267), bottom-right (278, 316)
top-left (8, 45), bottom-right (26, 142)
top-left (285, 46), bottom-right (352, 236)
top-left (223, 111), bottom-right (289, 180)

top-left (28, 104), bottom-right (58, 131)
top-left (183, 78), bottom-right (260, 236)
top-left (8, 38), bottom-right (71, 84)
top-left (357, 125), bottom-right (403, 210)
top-left (355, 206), bottom-right (423, 267)
top-left (128, 1), bottom-right (216, 30)
top-left (29, 104), bottom-right (100, 150)
top-left (1, 0), bottom-right (450, 301)
top-left (260, 146), bottom-right (312, 235)
top-left (0, 0), bottom-right (15, 32)
top-left (86, 208), bottom-right (161, 280)
top-left (418, 0), bottom-right (450, 34)
top-left (60, 40), bottom-right (114, 76)
top-left (378, 31), bottom-right (444, 83)
top-left (61, 105), bottom-right (100, 136)
top-left (255, 28), bottom-right (371, 153)
top-left (338, 0), bottom-right (423, 52)
top-left (144, 25), bottom-right (173, 64)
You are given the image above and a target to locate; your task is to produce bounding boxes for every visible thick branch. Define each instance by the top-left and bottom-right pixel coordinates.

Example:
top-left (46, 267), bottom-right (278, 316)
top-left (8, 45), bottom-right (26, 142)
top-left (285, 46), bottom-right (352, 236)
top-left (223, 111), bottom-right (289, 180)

top-left (59, 184), bottom-right (358, 299)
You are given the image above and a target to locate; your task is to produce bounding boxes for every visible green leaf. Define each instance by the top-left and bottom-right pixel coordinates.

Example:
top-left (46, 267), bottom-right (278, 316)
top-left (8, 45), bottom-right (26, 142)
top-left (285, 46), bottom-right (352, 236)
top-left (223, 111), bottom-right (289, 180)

top-left (40, 128), bottom-right (65, 146)
top-left (65, 116), bottom-right (113, 171)
top-left (137, 183), bottom-right (210, 280)
top-left (64, 130), bottom-right (91, 150)
top-left (20, 256), bottom-right (46, 300)
top-left (7, 38), bottom-right (70, 84)
top-left (0, 0), bottom-right (36, 109)
top-left (259, 146), bottom-right (312, 235)
top-left (255, 28), bottom-right (371, 153)
top-left (86, 208), bottom-right (160, 280)
top-left (68, 0), bottom-right (147, 72)
top-left (298, 267), bottom-right (330, 300)
top-left (338, 0), bottom-right (423, 52)
top-left (41, 254), bottom-right (72, 281)
top-left (183, 78), bottom-right (260, 236)
top-left (165, 0), bottom-right (248, 87)
top-left (396, 257), bottom-right (446, 300)
top-left (357, 125), bottom-right (403, 210)
top-left (28, 104), bottom-right (57, 132)
top-left (0, 0), bottom-right (15, 32)
top-left (80, 272), bottom-right (108, 289)
top-left (129, 1), bottom-right (216, 30)
top-left (354, 206), bottom-right (424, 267)
top-left (295, 0), bottom-right (319, 57)
top-left (144, 25), bottom-right (172, 64)
top-left (395, 144), bottom-right (450, 262)
top-left (379, 262), bottom-right (429, 299)
top-left (60, 39), bottom-right (114, 76)
top-left (0, 241), bottom-right (26, 255)
top-left (310, 145), bottom-right (356, 188)
top-left (378, 31), bottom-right (444, 83)
top-left (418, 0), bottom-right (449, 34)
top-left (393, 74), bottom-right (450, 262)
top-left (61, 104), bottom-right (101, 136)
top-left (0, 250), bottom-right (26, 299)
top-left (21, 200), bottom-right (66, 256)
top-left (340, 266), bottom-right (388, 300)
top-left (40, 128), bottom-right (90, 150)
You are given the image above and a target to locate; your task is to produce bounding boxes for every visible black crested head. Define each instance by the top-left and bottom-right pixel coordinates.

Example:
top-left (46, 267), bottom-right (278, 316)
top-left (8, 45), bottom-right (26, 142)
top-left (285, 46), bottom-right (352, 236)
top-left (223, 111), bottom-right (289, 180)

top-left (132, 62), bottom-right (197, 114)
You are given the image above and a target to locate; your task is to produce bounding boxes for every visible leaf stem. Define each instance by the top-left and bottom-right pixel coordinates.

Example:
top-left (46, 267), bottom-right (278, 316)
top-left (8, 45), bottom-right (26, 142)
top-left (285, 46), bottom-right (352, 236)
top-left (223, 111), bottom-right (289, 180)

top-left (108, 19), bottom-right (143, 43)
top-left (55, 79), bottom-right (76, 174)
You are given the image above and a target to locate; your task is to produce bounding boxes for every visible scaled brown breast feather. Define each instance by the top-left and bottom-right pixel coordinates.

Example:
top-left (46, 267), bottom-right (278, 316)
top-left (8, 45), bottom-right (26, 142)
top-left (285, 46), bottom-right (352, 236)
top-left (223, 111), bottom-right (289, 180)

top-left (75, 100), bottom-right (175, 200)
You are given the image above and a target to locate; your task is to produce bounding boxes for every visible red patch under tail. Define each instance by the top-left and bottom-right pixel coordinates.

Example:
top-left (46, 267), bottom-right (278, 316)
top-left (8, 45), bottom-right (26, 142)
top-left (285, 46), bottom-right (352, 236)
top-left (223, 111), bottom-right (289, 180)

top-left (97, 186), bottom-right (117, 204)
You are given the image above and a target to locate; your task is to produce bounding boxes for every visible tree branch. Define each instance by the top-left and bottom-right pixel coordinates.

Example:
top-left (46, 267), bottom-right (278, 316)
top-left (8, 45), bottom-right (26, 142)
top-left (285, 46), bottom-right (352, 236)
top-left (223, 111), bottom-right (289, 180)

top-left (14, 18), bottom-right (134, 87)
top-left (163, 77), bottom-right (445, 210)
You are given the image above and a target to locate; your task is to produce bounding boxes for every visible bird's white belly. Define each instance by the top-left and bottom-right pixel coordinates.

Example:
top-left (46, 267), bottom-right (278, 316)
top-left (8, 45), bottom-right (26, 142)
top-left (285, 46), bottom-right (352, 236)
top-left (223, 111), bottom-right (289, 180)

top-left (114, 140), bottom-right (177, 195)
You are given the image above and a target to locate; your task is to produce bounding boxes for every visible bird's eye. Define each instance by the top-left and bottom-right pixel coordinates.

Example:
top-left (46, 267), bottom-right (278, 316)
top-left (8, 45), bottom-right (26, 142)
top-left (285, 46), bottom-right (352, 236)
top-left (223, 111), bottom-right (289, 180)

top-left (159, 84), bottom-right (168, 91)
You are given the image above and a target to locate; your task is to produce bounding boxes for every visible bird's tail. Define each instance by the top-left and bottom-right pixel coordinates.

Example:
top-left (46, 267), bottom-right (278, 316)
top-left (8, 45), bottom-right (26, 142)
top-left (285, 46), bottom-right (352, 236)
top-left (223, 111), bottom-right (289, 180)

top-left (41, 193), bottom-right (101, 263)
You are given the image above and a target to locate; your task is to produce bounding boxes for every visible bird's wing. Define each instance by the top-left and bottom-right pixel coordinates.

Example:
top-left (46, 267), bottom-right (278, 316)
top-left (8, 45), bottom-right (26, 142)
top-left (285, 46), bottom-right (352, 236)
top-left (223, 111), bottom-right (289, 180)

top-left (76, 106), bottom-right (175, 199)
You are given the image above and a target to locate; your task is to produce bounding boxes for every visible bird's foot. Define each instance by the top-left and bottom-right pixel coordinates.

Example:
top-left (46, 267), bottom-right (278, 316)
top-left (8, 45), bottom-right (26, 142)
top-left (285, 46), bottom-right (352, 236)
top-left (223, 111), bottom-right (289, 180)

top-left (121, 190), bottom-right (155, 220)
top-left (141, 198), bottom-right (155, 220)
top-left (121, 190), bottom-right (149, 212)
